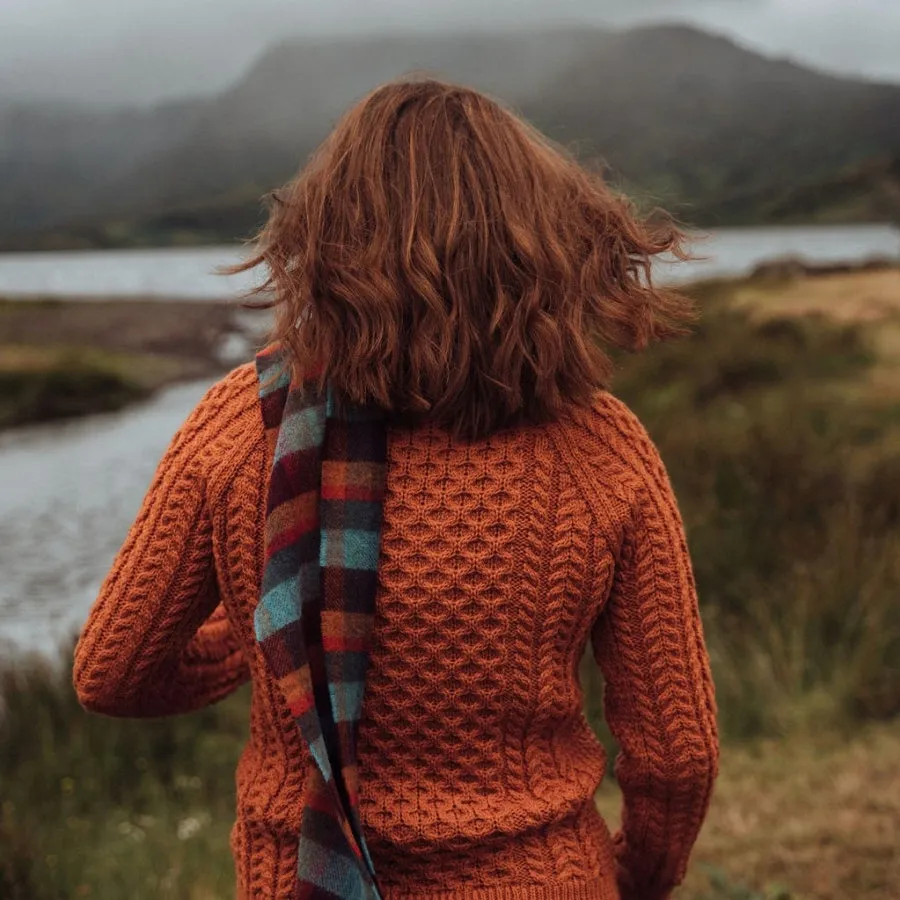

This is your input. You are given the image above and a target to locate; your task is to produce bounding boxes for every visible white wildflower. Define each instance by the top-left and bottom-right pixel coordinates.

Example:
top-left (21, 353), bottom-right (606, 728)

top-left (176, 812), bottom-right (210, 841)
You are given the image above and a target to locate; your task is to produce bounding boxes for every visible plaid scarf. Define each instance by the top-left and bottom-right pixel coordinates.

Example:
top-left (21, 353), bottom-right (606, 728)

top-left (253, 344), bottom-right (387, 900)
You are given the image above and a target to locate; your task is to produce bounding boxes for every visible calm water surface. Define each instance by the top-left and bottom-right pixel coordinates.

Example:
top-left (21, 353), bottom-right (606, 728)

top-left (0, 381), bottom-right (214, 658)
top-left (1, 225), bottom-right (898, 298)
top-left (1, 225), bottom-right (899, 656)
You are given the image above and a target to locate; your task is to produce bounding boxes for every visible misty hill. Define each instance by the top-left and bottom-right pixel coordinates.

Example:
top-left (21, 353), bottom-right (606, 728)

top-left (713, 153), bottom-right (900, 225)
top-left (91, 30), bottom-right (609, 218)
top-left (0, 98), bottom-right (201, 238)
top-left (527, 26), bottom-right (900, 221)
top-left (3, 24), bottom-right (900, 248)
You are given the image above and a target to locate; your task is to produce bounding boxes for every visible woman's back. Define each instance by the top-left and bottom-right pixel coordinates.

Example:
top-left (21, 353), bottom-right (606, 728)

top-left (75, 362), bottom-right (716, 898)
top-left (73, 77), bottom-right (718, 899)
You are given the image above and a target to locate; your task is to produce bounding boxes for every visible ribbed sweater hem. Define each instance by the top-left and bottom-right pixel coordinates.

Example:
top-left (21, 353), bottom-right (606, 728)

top-left (386, 877), bottom-right (619, 900)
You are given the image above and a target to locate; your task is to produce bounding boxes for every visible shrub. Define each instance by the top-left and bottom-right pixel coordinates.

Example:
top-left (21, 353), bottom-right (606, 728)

top-left (610, 291), bottom-right (900, 736)
top-left (0, 350), bottom-right (149, 429)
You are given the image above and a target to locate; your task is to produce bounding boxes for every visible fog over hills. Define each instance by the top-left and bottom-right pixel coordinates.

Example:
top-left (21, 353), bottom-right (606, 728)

top-left (4, 0), bottom-right (900, 107)
top-left (2, 24), bottom-right (900, 245)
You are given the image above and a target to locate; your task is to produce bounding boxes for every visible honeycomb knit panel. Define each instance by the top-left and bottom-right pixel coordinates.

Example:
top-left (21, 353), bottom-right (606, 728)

top-left (73, 364), bottom-right (719, 900)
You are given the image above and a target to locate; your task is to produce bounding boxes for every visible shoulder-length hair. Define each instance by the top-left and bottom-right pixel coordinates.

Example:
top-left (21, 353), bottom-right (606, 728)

top-left (234, 77), bottom-right (693, 441)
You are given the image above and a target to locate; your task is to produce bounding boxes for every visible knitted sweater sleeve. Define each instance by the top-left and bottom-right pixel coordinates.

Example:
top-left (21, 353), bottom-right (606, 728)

top-left (590, 421), bottom-right (719, 900)
top-left (73, 388), bottom-right (250, 717)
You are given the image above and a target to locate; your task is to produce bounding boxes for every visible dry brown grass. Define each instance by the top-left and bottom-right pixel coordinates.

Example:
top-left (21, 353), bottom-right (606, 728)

top-left (0, 297), bottom-right (271, 427)
top-left (0, 344), bottom-right (188, 383)
top-left (731, 268), bottom-right (900, 400)
top-left (596, 721), bottom-right (900, 899)
top-left (0, 297), bottom-right (239, 362)
top-left (731, 269), bottom-right (900, 323)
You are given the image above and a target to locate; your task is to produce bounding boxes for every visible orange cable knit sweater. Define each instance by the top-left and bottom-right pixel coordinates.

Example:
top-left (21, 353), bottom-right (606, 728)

top-left (73, 364), bottom-right (719, 900)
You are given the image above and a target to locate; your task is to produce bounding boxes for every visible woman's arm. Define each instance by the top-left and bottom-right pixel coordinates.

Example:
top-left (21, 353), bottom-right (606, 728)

top-left (73, 399), bottom-right (250, 718)
top-left (144, 602), bottom-right (249, 716)
top-left (591, 436), bottom-right (719, 900)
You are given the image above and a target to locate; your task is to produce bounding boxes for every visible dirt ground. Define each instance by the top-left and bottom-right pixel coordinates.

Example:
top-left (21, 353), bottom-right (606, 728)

top-left (596, 721), bottom-right (900, 899)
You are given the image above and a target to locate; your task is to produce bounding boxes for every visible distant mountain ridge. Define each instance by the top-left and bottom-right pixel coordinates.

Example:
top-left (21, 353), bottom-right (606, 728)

top-left (2, 24), bottom-right (900, 248)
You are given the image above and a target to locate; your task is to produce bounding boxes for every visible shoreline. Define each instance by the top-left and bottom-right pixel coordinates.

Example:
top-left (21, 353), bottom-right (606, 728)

top-left (2, 257), bottom-right (899, 430)
top-left (2, 221), bottom-right (897, 256)
top-left (0, 296), bottom-right (270, 429)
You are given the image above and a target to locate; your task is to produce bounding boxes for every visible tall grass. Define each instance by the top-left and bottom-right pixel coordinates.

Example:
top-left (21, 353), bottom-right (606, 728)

top-left (0, 656), bottom-right (248, 899)
top-left (2, 276), bottom-right (899, 897)
top-left (611, 284), bottom-right (900, 735)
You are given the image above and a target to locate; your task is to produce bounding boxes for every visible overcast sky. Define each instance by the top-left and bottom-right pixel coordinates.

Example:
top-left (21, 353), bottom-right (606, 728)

top-left (3, 0), bottom-right (900, 105)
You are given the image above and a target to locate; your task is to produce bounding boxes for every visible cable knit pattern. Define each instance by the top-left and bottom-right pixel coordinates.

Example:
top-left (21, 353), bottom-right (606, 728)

top-left (73, 365), bottom-right (719, 900)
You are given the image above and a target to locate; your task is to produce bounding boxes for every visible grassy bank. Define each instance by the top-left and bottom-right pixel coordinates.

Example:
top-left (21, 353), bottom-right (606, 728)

top-left (2, 268), bottom-right (900, 898)
top-left (0, 298), bottom-right (266, 429)
top-left (0, 346), bottom-right (152, 429)
top-left (612, 271), bottom-right (900, 736)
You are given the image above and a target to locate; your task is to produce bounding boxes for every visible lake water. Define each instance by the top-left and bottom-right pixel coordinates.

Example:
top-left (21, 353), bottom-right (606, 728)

top-left (2, 224), bottom-right (899, 658)
top-left (0, 380), bottom-right (215, 660)
top-left (1, 225), bottom-right (898, 298)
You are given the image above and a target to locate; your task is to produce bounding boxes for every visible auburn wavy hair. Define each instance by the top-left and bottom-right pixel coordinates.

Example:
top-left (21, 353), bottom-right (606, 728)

top-left (235, 77), bottom-right (693, 441)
